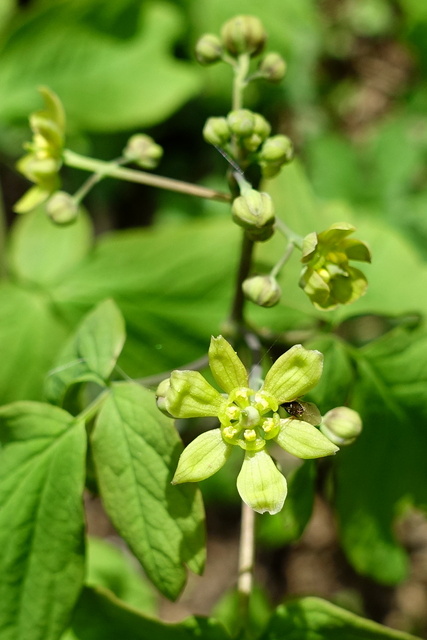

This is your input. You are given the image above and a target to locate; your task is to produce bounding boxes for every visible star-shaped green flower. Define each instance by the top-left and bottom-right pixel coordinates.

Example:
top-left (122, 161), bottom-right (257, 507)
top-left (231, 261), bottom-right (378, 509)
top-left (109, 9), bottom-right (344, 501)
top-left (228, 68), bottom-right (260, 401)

top-left (299, 222), bottom-right (371, 310)
top-left (157, 336), bottom-right (338, 515)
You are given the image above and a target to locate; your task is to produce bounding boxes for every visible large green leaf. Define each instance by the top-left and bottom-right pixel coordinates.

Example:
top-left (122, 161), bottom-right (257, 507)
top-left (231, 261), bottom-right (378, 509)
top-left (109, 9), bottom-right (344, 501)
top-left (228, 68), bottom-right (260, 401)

top-left (336, 326), bottom-right (427, 584)
top-left (91, 382), bottom-right (206, 600)
top-left (0, 402), bottom-right (86, 640)
top-left (0, 0), bottom-right (201, 131)
top-left (68, 585), bottom-right (230, 640)
top-left (7, 207), bottom-right (92, 288)
top-left (0, 282), bottom-right (67, 404)
top-left (45, 299), bottom-right (126, 405)
top-left (85, 537), bottom-right (157, 615)
top-left (260, 597), bottom-right (420, 640)
top-left (52, 219), bottom-right (239, 377)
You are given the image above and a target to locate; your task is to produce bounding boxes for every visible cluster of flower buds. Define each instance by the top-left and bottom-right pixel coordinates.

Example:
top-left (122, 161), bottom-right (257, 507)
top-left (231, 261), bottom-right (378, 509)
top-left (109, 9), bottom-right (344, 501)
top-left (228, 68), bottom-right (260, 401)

top-left (203, 109), bottom-right (293, 178)
top-left (299, 222), bottom-right (371, 310)
top-left (195, 15), bottom-right (287, 84)
top-left (123, 134), bottom-right (163, 170)
top-left (15, 87), bottom-right (65, 214)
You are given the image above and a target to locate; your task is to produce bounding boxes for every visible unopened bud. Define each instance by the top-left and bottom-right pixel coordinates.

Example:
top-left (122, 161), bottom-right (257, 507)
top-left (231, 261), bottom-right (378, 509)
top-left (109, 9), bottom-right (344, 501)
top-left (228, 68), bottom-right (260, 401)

top-left (242, 275), bottom-right (281, 307)
top-left (195, 34), bottom-right (223, 65)
top-left (155, 378), bottom-right (173, 418)
top-left (232, 189), bottom-right (275, 231)
top-left (258, 52), bottom-right (287, 82)
top-left (46, 191), bottom-right (78, 225)
top-left (221, 15), bottom-right (267, 57)
top-left (203, 117), bottom-right (231, 146)
top-left (123, 134), bottom-right (163, 169)
top-left (320, 407), bottom-right (362, 446)
top-left (227, 109), bottom-right (255, 137)
top-left (259, 135), bottom-right (293, 164)
top-left (253, 113), bottom-right (271, 139)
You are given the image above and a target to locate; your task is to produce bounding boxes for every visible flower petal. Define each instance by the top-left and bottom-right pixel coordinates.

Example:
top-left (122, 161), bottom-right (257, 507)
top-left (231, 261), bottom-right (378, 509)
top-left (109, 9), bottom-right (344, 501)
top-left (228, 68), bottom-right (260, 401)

top-left (317, 222), bottom-right (356, 246)
top-left (172, 429), bottom-right (232, 483)
top-left (341, 238), bottom-right (372, 263)
top-left (166, 370), bottom-right (224, 418)
top-left (262, 345), bottom-right (323, 403)
top-left (301, 231), bottom-right (318, 263)
top-left (209, 335), bottom-right (249, 392)
top-left (237, 449), bottom-right (287, 515)
top-left (275, 418), bottom-right (339, 458)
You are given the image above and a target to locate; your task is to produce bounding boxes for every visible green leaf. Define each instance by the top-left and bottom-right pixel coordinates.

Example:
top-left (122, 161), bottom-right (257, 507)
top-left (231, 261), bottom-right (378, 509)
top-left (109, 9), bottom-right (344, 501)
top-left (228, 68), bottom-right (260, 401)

top-left (68, 585), bottom-right (231, 640)
top-left (86, 537), bottom-right (157, 615)
top-left (52, 219), bottom-right (239, 378)
top-left (0, 402), bottom-right (86, 640)
top-left (45, 299), bottom-right (126, 405)
top-left (257, 461), bottom-right (316, 547)
top-left (0, 282), bottom-right (67, 404)
top-left (306, 334), bottom-right (355, 412)
top-left (0, 1), bottom-right (201, 131)
top-left (8, 207), bottom-right (92, 287)
top-left (260, 596), bottom-right (420, 640)
top-left (91, 382), bottom-right (206, 600)
top-left (336, 326), bottom-right (427, 584)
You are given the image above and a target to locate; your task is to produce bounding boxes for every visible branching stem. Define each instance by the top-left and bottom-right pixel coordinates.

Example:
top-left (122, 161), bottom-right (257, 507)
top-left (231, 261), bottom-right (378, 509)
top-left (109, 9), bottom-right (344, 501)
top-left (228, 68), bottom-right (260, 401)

top-left (63, 149), bottom-right (231, 203)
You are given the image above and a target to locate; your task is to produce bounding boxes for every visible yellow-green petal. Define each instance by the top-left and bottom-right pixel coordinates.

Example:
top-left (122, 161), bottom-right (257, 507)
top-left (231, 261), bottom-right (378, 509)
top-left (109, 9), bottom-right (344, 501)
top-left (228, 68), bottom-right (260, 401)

top-left (275, 418), bottom-right (339, 458)
top-left (237, 449), bottom-right (287, 515)
top-left (262, 345), bottom-right (323, 404)
top-left (172, 429), bottom-right (232, 483)
top-left (208, 335), bottom-right (249, 392)
top-left (166, 370), bottom-right (224, 418)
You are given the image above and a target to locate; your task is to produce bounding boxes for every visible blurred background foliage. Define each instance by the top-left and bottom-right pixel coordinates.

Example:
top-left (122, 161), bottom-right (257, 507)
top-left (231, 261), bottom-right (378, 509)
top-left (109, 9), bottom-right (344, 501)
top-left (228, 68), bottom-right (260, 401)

top-left (1, 0), bottom-right (427, 636)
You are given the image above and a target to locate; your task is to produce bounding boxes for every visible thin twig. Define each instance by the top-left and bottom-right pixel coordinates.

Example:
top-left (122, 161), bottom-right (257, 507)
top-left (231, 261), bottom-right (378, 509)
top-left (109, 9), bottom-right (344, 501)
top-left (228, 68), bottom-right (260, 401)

top-left (63, 149), bottom-right (232, 203)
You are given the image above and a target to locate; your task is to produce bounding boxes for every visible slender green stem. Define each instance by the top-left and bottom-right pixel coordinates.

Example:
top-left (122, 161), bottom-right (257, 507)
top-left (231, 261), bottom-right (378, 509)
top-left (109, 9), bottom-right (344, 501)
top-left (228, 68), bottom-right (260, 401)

top-left (63, 149), bottom-right (231, 203)
top-left (232, 54), bottom-right (250, 111)
top-left (270, 241), bottom-right (295, 279)
top-left (73, 155), bottom-right (127, 204)
top-left (237, 501), bottom-right (256, 624)
top-left (275, 217), bottom-right (303, 249)
top-left (229, 232), bottom-right (255, 325)
top-left (77, 390), bottom-right (108, 424)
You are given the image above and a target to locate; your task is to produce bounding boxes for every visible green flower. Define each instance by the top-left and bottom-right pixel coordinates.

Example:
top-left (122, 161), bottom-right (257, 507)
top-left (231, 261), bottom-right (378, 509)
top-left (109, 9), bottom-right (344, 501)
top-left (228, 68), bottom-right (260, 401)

top-left (157, 336), bottom-right (338, 515)
top-left (14, 87), bottom-right (65, 214)
top-left (299, 222), bottom-right (371, 310)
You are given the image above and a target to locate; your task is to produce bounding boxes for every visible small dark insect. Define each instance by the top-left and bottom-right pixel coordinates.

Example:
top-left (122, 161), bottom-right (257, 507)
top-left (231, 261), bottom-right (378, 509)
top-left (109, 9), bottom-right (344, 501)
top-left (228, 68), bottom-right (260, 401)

top-left (281, 401), bottom-right (304, 417)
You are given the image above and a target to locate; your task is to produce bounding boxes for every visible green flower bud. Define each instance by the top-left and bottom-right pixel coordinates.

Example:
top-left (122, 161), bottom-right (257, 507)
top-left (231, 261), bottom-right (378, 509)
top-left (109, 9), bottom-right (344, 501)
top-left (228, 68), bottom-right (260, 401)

top-left (221, 15), bottom-right (267, 57)
top-left (155, 378), bottom-right (174, 418)
top-left (231, 189), bottom-right (275, 237)
top-left (123, 134), bottom-right (163, 169)
top-left (253, 113), bottom-right (272, 139)
top-left (227, 109), bottom-right (256, 137)
top-left (195, 33), bottom-right (223, 65)
top-left (242, 275), bottom-right (281, 307)
top-left (45, 191), bottom-right (78, 225)
top-left (259, 135), bottom-right (294, 164)
top-left (258, 52), bottom-right (287, 82)
top-left (203, 117), bottom-right (231, 146)
top-left (320, 407), bottom-right (362, 446)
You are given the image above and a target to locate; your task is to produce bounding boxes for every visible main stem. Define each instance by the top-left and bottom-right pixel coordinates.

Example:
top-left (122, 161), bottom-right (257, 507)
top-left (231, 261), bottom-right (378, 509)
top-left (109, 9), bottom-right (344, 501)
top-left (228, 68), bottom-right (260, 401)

top-left (237, 501), bottom-right (256, 622)
top-left (63, 150), bottom-right (231, 203)
top-left (229, 231), bottom-right (254, 325)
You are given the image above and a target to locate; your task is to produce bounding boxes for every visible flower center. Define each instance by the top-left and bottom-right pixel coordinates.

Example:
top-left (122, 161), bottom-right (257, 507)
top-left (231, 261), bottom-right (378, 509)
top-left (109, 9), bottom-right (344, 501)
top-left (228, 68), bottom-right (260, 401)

top-left (218, 387), bottom-right (280, 451)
